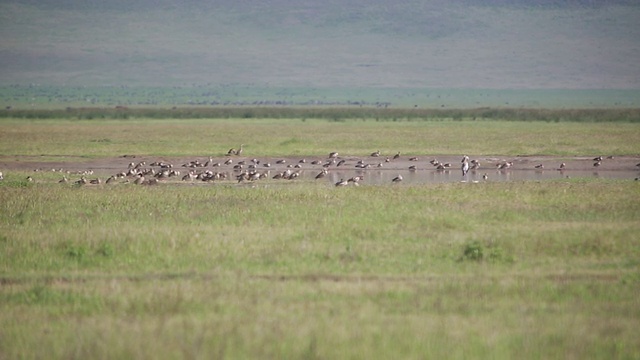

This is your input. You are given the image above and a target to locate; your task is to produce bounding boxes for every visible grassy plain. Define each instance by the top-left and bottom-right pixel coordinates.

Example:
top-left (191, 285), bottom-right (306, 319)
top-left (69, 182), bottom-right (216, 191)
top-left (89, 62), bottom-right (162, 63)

top-left (1, 115), bottom-right (640, 158)
top-left (1, 114), bottom-right (640, 359)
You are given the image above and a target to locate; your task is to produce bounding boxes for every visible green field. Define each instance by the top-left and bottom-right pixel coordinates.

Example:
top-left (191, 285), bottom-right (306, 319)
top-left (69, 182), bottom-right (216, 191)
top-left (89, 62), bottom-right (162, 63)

top-left (1, 115), bottom-right (640, 359)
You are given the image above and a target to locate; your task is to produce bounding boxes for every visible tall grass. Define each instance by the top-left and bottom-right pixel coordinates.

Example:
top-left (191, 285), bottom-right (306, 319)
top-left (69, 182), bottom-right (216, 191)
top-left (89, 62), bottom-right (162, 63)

top-left (1, 177), bottom-right (639, 358)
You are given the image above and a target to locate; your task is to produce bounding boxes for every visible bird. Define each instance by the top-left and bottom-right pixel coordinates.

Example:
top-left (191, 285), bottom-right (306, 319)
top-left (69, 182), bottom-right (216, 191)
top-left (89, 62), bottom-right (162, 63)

top-left (0, 171), bottom-right (3, 180)
top-left (335, 178), bottom-right (348, 187)
top-left (74, 176), bottom-right (86, 185)
top-left (593, 161), bottom-right (601, 167)
top-left (408, 165), bottom-right (417, 171)
top-left (558, 163), bottom-right (566, 170)
top-left (593, 156), bottom-right (603, 161)
top-left (348, 175), bottom-right (364, 185)
top-left (392, 174), bottom-right (403, 183)
top-left (329, 152), bottom-right (339, 159)
top-left (89, 178), bottom-right (101, 185)
top-left (370, 150), bottom-right (380, 157)
top-left (461, 155), bottom-right (470, 176)
top-left (482, 173), bottom-right (488, 181)
top-left (534, 164), bottom-right (544, 169)
top-left (393, 152), bottom-right (401, 160)
top-left (235, 144), bottom-right (244, 156)
top-left (59, 176), bottom-right (68, 183)
top-left (315, 169), bottom-right (328, 179)
top-left (182, 172), bottom-right (196, 181)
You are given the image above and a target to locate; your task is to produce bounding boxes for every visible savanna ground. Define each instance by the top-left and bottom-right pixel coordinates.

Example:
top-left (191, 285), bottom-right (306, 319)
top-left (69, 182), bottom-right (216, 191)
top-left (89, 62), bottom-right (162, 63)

top-left (1, 110), bottom-right (640, 359)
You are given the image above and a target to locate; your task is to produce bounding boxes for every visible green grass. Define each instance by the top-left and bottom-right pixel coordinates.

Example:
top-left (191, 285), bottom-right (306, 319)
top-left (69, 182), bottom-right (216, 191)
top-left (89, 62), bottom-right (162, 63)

top-left (1, 116), bottom-right (639, 359)
top-left (1, 176), bottom-right (639, 359)
top-left (1, 117), bottom-right (639, 158)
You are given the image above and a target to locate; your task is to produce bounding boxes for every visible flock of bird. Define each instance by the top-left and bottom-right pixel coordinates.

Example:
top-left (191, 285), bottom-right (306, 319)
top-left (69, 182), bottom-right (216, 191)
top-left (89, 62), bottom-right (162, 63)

top-left (3, 149), bottom-right (639, 186)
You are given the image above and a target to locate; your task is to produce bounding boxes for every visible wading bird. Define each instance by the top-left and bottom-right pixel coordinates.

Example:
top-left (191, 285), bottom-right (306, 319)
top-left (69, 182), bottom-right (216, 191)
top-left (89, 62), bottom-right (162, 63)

top-left (461, 155), bottom-right (470, 176)
top-left (315, 168), bottom-right (328, 179)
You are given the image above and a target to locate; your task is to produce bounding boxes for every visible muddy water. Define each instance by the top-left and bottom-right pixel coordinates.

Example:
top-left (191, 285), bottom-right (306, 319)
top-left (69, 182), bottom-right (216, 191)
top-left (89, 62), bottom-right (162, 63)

top-left (304, 169), bottom-right (639, 185)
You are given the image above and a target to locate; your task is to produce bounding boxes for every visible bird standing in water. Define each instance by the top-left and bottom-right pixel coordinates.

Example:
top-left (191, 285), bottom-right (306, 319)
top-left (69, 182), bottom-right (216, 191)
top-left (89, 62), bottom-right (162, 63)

top-left (461, 155), bottom-right (470, 177)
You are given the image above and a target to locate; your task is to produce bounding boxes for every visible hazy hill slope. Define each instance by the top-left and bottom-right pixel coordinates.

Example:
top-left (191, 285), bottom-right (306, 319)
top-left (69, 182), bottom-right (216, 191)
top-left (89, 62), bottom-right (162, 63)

top-left (1, 0), bottom-right (639, 89)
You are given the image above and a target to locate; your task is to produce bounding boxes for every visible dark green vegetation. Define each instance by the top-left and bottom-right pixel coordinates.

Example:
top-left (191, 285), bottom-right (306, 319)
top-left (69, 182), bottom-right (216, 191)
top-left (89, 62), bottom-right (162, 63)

top-left (3, 105), bottom-right (640, 123)
top-left (1, 1), bottom-right (639, 89)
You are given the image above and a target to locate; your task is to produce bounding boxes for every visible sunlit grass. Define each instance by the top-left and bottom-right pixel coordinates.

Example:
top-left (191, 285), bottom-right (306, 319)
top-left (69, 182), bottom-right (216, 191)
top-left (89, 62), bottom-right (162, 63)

top-left (1, 118), bottom-right (639, 157)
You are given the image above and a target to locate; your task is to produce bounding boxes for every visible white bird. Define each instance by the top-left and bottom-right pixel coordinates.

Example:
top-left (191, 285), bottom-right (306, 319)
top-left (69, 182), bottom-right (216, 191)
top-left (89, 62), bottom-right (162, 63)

top-left (392, 174), bottom-right (403, 183)
top-left (461, 155), bottom-right (470, 176)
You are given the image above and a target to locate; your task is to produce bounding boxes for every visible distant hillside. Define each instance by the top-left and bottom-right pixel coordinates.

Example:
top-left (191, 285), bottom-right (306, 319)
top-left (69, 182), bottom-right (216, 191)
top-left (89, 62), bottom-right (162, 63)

top-left (1, 0), bottom-right (639, 89)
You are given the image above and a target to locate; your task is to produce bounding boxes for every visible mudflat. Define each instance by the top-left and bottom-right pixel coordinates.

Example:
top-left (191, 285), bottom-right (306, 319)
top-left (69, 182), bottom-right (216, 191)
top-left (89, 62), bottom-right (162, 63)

top-left (2, 154), bottom-right (638, 185)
